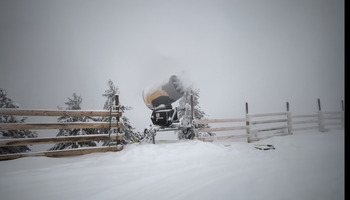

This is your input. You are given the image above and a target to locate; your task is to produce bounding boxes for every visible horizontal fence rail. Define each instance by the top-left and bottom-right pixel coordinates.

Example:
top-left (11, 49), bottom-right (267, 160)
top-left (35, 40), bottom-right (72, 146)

top-left (194, 117), bottom-right (248, 141)
top-left (0, 95), bottom-right (123, 161)
top-left (195, 126), bottom-right (247, 133)
top-left (0, 108), bottom-right (122, 117)
top-left (194, 111), bottom-right (343, 142)
top-left (1, 146), bottom-right (123, 161)
top-left (193, 118), bottom-right (246, 124)
top-left (0, 134), bottom-right (123, 147)
top-left (194, 99), bottom-right (344, 143)
top-left (197, 134), bottom-right (249, 142)
top-left (247, 112), bottom-right (290, 142)
top-left (0, 122), bottom-right (122, 130)
top-left (248, 112), bottom-right (288, 118)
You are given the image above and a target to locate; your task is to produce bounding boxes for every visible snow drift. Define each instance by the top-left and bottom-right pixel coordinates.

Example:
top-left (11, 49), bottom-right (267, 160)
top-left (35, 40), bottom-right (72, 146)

top-left (0, 129), bottom-right (344, 200)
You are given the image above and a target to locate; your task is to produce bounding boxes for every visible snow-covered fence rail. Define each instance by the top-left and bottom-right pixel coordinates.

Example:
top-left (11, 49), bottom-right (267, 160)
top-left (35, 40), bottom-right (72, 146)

top-left (247, 112), bottom-right (291, 142)
top-left (0, 134), bottom-right (123, 147)
top-left (194, 118), bottom-right (247, 141)
top-left (290, 114), bottom-right (319, 132)
top-left (0, 95), bottom-right (123, 161)
top-left (0, 121), bottom-right (122, 130)
top-left (291, 99), bottom-right (344, 132)
top-left (195, 99), bottom-right (344, 143)
top-left (321, 111), bottom-right (344, 130)
top-left (193, 118), bottom-right (246, 132)
top-left (0, 109), bottom-right (122, 117)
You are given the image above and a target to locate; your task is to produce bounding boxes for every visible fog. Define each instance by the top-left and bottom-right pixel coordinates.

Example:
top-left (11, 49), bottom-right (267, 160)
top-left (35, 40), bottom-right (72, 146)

top-left (0, 0), bottom-right (344, 132)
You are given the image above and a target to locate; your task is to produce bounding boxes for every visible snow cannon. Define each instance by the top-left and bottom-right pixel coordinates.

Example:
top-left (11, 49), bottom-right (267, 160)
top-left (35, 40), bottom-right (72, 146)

top-left (142, 75), bottom-right (185, 127)
top-left (140, 75), bottom-right (195, 143)
top-left (142, 75), bottom-right (184, 111)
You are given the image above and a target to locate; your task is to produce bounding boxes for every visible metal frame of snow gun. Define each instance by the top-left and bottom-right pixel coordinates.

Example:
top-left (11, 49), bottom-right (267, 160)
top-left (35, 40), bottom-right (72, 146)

top-left (142, 123), bottom-right (195, 144)
top-left (139, 94), bottom-right (195, 144)
top-left (140, 75), bottom-right (195, 144)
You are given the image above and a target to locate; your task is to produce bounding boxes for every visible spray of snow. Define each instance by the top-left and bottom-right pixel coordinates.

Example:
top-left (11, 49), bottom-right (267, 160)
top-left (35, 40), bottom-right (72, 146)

top-left (176, 71), bottom-right (195, 93)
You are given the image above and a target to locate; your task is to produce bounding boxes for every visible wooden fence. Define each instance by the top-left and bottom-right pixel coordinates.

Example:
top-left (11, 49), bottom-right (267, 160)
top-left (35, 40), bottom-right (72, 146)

top-left (0, 96), bottom-right (123, 161)
top-left (1, 97), bottom-right (344, 159)
top-left (195, 99), bottom-right (344, 142)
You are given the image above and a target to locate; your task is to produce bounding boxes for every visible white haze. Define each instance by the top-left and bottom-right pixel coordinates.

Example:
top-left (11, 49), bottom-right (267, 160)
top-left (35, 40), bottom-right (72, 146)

top-left (0, 0), bottom-right (344, 132)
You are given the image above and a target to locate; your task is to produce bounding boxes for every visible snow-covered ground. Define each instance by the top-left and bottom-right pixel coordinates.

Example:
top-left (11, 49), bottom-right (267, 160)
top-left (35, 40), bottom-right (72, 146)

top-left (0, 129), bottom-right (344, 200)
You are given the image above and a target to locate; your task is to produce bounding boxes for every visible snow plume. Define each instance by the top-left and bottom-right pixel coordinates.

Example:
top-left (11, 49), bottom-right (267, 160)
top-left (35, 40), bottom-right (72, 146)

top-left (142, 75), bottom-right (170, 97)
top-left (142, 72), bottom-right (194, 110)
top-left (176, 71), bottom-right (194, 94)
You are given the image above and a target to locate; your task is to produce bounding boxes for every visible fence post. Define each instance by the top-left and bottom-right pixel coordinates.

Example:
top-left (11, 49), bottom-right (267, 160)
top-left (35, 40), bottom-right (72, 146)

top-left (115, 95), bottom-right (120, 145)
top-left (317, 99), bottom-right (326, 132)
top-left (245, 102), bottom-right (250, 143)
top-left (286, 102), bottom-right (292, 135)
top-left (190, 94), bottom-right (194, 121)
top-left (341, 100), bottom-right (344, 129)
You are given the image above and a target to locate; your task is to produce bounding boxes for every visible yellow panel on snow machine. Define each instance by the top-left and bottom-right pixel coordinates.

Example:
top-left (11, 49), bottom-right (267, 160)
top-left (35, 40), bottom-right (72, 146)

top-left (142, 75), bottom-right (184, 110)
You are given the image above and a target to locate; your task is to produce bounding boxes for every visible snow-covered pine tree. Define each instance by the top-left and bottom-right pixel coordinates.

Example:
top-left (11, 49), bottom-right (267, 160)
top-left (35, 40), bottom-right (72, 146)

top-left (178, 88), bottom-right (214, 138)
top-left (49, 93), bottom-right (97, 150)
top-left (0, 88), bottom-right (37, 154)
top-left (101, 80), bottom-right (141, 145)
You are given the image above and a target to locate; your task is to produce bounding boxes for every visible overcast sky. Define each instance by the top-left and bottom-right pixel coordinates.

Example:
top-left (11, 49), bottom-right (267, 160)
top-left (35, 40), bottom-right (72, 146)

top-left (0, 0), bottom-right (344, 132)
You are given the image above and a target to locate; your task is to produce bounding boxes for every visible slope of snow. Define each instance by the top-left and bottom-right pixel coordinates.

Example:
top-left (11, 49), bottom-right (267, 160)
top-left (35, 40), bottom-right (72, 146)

top-left (0, 130), bottom-right (344, 200)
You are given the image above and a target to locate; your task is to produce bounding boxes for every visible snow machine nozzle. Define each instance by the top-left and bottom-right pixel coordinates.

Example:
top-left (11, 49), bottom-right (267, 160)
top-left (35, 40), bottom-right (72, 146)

top-left (142, 75), bottom-right (185, 110)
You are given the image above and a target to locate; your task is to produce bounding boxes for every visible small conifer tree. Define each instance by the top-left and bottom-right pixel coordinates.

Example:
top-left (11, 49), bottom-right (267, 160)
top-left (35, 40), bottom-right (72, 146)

top-left (101, 80), bottom-right (141, 145)
top-left (178, 88), bottom-right (214, 138)
top-left (49, 93), bottom-right (97, 150)
top-left (0, 88), bottom-right (37, 154)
